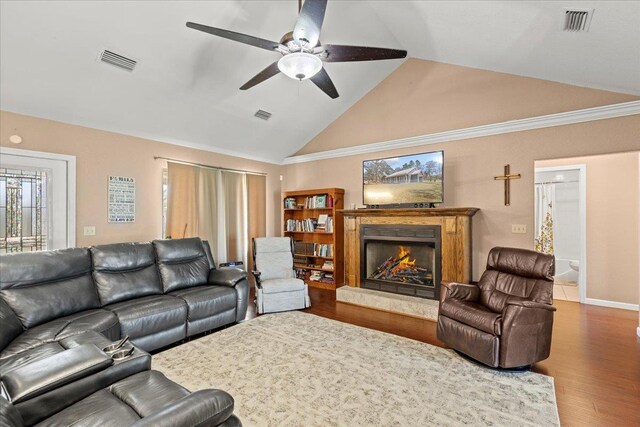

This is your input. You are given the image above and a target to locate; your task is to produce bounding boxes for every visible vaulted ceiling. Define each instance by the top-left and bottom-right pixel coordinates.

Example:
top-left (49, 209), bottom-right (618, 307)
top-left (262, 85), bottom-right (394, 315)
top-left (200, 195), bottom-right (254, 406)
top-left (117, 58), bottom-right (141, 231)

top-left (1, 1), bottom-right (638, 163)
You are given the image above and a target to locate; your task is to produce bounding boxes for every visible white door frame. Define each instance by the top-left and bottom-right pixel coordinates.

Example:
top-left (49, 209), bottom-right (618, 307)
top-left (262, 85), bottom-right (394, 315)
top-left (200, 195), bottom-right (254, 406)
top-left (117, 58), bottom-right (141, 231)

top-left (534, 164), bottom-right (587, 304)
top-left (0, 147), bottom-right (76, 248)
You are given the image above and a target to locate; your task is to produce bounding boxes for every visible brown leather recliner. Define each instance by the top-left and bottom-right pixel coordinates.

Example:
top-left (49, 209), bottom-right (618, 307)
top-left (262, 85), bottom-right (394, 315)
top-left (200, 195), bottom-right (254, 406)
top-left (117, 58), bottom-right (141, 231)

top-left (437, 247), bottom-right (556, 368)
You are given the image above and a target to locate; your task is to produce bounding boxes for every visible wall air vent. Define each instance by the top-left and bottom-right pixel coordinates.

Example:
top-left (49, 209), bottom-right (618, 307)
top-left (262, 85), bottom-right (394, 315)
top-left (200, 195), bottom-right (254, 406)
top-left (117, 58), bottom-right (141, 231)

top-left (254, 110), bottom-right (272, 121)
top-left (563, 8), bottom-right (594, 32)
top-left (100, 49), bottom-right (137, 71)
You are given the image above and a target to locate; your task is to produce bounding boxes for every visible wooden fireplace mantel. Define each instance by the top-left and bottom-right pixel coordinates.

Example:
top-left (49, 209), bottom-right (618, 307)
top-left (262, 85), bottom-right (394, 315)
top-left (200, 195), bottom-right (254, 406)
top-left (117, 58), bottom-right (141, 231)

top-left (340, 207), bottom-right (479, 288)
top-left (339, 207), bottom-right (479, 217)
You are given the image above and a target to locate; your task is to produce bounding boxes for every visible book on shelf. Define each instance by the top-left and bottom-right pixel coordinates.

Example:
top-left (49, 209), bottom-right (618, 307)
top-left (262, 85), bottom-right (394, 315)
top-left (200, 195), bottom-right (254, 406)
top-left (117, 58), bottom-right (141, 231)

top-left (321, 260), bottom-right (334, 271)
top-left (295, 268), bottom-right (310, 280)
top-left (316, 214), bottom-right (328, 230)
top-left (325, 216), bottom-right (333, 232)
top-left (309, 271), bottom-right (323, 281)
top-left (319, 273), bottom-right (334, 284)
top-left (285, 218), bottom-right (318, 232)
top-left (304, 194), bottom-right (332, 209)
top-left (294, 255), bottom-right (310, 265)
top-left (316, 244), bottom-right (333, 257)
top-left (308, 271), bottom-right (334, 284)
top-left (284, 197), bottom-right (297, 209)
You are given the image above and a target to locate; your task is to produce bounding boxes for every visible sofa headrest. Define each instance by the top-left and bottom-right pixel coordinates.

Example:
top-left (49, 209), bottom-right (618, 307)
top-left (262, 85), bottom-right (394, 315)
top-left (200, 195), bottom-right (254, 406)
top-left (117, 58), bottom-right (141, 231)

top-left (153, 237), bottom-right (206, 263)
top-left (91, 242), bottom-right (155, 271)
top-left (0, 248), bottom-right (91, 290)
top-left (152, 238), bottom-right (210, 292)
top-left (486, 247), bottom-right (555, 281)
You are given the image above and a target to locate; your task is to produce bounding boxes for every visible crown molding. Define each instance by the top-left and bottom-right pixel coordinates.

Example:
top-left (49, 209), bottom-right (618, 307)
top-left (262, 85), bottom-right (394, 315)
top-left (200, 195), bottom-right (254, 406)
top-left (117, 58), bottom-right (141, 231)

top-left (282, 100), bottom-right (640, 165)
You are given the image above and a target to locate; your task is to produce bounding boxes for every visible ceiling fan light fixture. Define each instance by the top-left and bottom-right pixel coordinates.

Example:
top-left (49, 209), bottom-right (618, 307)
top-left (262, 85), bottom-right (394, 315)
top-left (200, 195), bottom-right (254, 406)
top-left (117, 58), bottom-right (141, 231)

top-left (277, 52), bottom-right (322, 81)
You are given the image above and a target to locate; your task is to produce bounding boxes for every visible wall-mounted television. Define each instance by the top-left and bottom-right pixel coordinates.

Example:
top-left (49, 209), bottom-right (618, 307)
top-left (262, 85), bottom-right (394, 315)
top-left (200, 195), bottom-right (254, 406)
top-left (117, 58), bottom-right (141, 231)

top-left (363, 150), bottom-right (444, 207)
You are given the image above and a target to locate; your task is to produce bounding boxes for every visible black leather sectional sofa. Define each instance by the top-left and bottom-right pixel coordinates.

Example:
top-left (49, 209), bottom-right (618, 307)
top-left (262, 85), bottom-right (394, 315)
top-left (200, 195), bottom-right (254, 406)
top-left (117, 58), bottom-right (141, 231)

top-left (0, 237), bottom-right (248, 426)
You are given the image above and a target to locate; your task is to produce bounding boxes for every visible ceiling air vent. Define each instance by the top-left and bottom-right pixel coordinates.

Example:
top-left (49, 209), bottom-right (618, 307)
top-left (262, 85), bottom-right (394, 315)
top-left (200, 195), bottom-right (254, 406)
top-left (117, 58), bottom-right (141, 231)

top-left (563, 8), bottom-right (594, 32)
top-left (254, 110), bottom-right (272, 121)
top-left (100, 49), bottom-right (137, 71)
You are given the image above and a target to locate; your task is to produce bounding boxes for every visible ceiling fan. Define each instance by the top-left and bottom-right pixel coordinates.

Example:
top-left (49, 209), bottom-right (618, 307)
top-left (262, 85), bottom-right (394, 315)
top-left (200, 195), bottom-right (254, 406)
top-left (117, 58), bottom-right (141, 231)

top-left (186, 0), bottom-right (407, 99)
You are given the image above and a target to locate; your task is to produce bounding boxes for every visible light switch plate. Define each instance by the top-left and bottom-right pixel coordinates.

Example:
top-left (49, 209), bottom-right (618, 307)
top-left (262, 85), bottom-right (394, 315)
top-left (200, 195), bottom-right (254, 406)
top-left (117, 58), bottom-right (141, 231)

top-left (511, 224), bottom-right (527, 234)
top-left (83, 226), bottom-right (96, 236)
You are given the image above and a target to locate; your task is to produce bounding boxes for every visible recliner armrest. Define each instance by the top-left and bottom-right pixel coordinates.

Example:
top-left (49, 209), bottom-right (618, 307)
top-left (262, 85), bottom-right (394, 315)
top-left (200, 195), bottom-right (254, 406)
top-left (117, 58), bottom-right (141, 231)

top-left (441, 282), bottom-right (480, 302)
top-left (1, 344), bottom-right (113, 404)
top-left (131, 389), bottom-right (235, 427)
top-left (208, 268), bottom-right (248, 287)
top-left (506, 300), bottom-right (557, 312)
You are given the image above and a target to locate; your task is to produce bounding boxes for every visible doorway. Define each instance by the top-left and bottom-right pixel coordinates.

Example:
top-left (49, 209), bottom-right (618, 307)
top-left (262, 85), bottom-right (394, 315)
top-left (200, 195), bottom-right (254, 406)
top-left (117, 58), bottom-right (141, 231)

top-left (534, 164), bottom-right (586, 303)
top-left (0, 147), bottom-right (76, 252)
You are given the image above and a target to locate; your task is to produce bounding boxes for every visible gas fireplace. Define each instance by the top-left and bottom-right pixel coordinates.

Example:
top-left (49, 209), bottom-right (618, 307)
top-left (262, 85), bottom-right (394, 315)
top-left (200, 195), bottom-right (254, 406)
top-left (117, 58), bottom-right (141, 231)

top-left (360, 224), bottom-right (441, 300)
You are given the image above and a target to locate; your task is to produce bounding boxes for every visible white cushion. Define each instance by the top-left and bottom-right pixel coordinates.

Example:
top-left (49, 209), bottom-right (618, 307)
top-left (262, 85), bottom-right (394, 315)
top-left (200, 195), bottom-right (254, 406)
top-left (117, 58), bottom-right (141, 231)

top-left (254, 237), bottom-right (294, 280)
top-left (254, 237), bottom-right (292, 253)
top-left (261, 278), bottom-right (306, 294)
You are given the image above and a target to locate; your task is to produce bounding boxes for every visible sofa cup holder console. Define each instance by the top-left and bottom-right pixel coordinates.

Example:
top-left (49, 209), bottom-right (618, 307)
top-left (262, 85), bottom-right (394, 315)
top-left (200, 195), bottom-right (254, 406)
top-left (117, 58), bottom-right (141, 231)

top-left (110, 347), bottom-right (135, 361)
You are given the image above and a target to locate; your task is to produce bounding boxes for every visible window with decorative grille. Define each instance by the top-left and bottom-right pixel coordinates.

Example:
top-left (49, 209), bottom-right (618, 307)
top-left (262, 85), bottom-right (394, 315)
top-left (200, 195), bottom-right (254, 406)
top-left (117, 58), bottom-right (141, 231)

top-left (0, 168), bottom-right (48, 253)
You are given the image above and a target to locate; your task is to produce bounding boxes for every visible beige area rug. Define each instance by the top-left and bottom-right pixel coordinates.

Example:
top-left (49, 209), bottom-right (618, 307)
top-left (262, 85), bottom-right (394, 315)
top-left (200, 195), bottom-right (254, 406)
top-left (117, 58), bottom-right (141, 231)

top-left (336, 286), bottom-right (439, 321)
top-left (153, 312), bottom-right (559, 427)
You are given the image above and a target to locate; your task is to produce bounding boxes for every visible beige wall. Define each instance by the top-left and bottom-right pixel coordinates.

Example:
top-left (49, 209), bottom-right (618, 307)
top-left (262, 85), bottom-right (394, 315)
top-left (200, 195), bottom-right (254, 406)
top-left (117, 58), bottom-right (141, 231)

top-left (283, 117), bottom-right (640, 305)
top-left (0, 111), bottom-right (282, 247)
top-left (297, 59), bottom-right (638, 155)
top-left (282, 59), bottom-right (640, 306)
top-left (537, 153), bottom-right (639, 306)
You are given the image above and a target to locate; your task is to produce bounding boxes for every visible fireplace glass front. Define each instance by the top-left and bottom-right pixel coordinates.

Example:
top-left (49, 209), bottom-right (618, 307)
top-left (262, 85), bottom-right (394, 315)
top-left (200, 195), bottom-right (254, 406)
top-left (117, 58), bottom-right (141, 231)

top-left (360, 225), bottom-right (441, 300)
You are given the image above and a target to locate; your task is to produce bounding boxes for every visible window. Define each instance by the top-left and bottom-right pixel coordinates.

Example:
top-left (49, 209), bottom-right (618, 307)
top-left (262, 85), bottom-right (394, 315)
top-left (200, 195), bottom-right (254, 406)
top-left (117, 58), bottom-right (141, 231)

top-left (0, 167), bottom-right (48, 253)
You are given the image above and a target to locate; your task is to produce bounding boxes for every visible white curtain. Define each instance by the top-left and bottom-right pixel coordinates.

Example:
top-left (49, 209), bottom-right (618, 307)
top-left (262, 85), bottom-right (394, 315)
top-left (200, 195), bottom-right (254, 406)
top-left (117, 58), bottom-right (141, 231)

top-left (220, 172), bottom-right (248, 266)
top-left (534, 183), bottom-right (556, 254)
top-left (166, 162), bottom-right (249, 268)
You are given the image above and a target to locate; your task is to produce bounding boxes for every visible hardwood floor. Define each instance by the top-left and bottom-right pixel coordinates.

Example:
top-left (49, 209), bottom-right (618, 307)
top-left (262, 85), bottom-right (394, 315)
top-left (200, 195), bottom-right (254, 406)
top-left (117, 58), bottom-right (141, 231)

top-left (247, 287), bottom-right (640, 427)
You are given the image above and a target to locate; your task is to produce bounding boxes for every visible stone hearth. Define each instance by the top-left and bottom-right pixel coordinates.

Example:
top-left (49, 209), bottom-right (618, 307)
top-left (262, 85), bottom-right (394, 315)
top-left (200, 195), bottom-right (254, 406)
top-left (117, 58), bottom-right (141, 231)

top-left (336, 286), bottom-right (439, 321)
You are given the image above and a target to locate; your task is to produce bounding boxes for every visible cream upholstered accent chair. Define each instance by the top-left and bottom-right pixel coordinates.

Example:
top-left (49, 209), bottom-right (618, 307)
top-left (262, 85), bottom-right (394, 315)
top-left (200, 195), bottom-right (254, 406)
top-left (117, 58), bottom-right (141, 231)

top-left (251, 237), bottom-right (311, 314)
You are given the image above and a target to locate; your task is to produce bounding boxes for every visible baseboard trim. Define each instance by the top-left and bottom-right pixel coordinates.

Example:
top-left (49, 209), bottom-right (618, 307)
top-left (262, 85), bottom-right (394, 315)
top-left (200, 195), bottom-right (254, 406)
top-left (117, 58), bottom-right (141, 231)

top-left (584, 298), bottom-right (639, 311)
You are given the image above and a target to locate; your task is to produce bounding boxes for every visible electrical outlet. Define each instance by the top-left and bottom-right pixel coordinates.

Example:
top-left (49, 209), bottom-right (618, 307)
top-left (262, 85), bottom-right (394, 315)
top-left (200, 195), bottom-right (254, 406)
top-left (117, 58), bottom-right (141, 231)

top-left (83, 226), bottom-right (96, 236)
top-left (511, 224), bottom-right (527, 234)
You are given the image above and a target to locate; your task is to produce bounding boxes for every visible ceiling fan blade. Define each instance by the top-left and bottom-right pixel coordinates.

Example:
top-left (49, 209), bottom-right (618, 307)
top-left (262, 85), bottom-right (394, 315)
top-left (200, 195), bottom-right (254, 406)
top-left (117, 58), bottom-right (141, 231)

top-left (310, 67), bottom-right (339, 99)
top-left (322, 45), bottom-right (407, 62)
top-left (186, 22), bottom-right (279, 52)
top-left (293, 0), bottom-right (327, 48)
top-left (240, 61), bottom-right (281, 90)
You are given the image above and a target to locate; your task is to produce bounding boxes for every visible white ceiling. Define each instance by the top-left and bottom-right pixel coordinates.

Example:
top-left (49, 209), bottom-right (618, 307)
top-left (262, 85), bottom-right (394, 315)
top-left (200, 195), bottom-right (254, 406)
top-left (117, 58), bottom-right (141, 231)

top-left (1, 1), bottom-right (639, 164)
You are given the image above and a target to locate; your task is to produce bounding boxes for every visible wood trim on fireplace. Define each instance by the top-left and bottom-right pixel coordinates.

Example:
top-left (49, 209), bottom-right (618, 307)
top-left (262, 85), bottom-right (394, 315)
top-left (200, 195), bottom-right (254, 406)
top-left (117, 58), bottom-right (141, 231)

top-left (343, 208), bottom-right (478, 287)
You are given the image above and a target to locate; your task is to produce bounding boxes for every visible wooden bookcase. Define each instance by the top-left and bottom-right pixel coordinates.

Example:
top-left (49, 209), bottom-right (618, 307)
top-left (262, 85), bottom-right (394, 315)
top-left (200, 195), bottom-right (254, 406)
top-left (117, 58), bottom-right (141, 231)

top-left (282, 188), bottom-right (344, 290)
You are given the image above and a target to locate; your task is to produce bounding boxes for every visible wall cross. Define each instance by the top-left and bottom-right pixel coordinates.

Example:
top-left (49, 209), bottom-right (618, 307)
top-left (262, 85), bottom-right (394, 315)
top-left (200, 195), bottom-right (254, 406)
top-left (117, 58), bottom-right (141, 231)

top-left (494, 164), bottom-right (521, 206)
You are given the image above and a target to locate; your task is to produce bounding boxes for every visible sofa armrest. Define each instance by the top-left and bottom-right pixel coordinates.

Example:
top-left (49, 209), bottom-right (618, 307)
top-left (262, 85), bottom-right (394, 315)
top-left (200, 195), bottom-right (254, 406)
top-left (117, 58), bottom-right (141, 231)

top-left (208, 268), bottom-right (248, 287)
top-left (131, 389), bottom-right (235, 427)
top-left (506, 300), bottom-right (557, 312)
top-left (1, 345), bottom-right (112, 404)
top-left (441, 282), bottom-right (479, 302)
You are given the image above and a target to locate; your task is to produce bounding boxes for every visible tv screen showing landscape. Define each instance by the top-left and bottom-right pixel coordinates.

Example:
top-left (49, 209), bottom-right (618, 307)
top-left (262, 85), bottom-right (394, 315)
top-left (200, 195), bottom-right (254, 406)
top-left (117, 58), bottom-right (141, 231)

top-left (363, 151), bottom-right (444, 206)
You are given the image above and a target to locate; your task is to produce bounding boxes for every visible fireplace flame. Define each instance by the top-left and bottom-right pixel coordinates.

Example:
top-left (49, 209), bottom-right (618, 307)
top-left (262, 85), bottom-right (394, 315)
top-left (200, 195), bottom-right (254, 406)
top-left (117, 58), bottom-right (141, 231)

top-left (394, 246), bottom-right (416, 272)
top-left (369, 245), bottom-right (433, 285)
